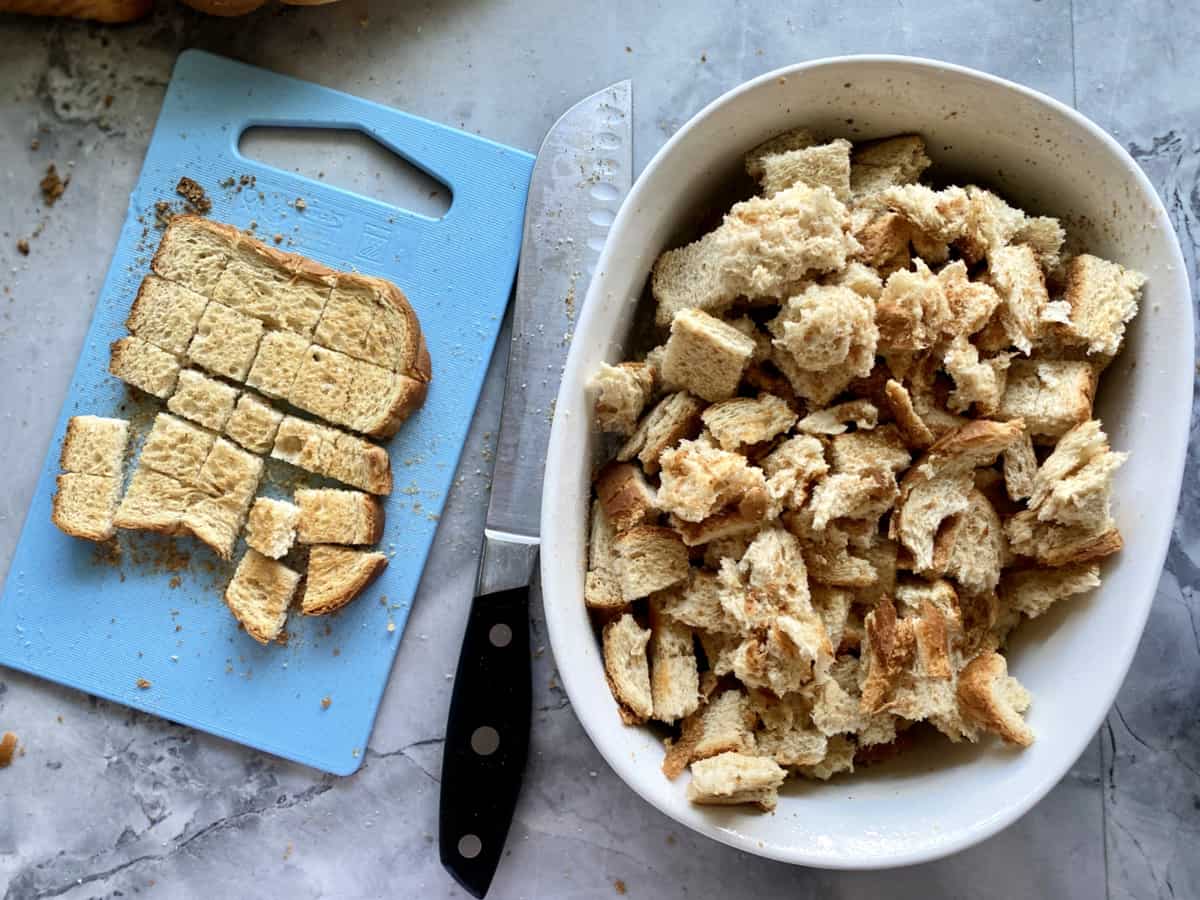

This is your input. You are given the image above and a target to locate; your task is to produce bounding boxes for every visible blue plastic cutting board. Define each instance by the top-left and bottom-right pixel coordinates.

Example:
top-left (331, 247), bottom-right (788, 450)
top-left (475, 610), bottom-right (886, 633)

top-left (0, 50), bottom-right (533, 775)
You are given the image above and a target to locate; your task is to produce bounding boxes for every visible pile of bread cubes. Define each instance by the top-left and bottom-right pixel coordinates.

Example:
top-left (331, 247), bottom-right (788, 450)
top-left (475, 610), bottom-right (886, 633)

top-left (51, 215), bottom-right (431, 644)
top-left (584, 129), bottom-right (1145, 811)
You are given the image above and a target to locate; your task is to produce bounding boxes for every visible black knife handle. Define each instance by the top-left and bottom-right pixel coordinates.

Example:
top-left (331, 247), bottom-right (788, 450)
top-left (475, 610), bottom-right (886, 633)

top-left (439, 586), bottom-right (532, 899)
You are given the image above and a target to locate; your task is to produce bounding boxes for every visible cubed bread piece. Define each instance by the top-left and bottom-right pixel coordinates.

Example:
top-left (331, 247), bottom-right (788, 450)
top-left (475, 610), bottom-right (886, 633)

top-left (656, 439), bottom-right (768, 524)
top-left (768, 283), bottom-right (877, 372)
top-left (212, 256), bottom-right (331, 335)
top-left (617, 391), bottom-right (706, 475)
top-left (183, 495), bottom-right (250, 561)
top-left (1028, 420), bottom-right (1127, 528)
top-left (113, 466), bottom-right (200, 535)
top-left (883, 379), bottom-right (935, 450)
top-left (1055, 254), bottom-right (1146, 356)
top-left (313, 281), bottom-right (377, 362)
top-left (808, 470), bottom-right (897, 530)
top-left (611, 525), bottom-right (689, 602)
top-left (938, 259), bottom-right (1002, 337)
top-left (661, 309), bottom-right (757, 402)
top-left (988, 244), bottom-right (1050, 355)
top-left (301, 545), bottom-right (388, 616)
top-left (187, 302), bottom-right (264, 381)
top-left (700, 394), bottom-right (796, 451)
top-left (849, 134), bottom-right (931, 196)
top-left (167, 369), bottom-right (240, 431)
top-left (52, 473), bottom-right (120, 542)
top-left (686, 751), bottom-right (787, 812)
top-left (196, 438), bottom-right (263, 508)
top-left (224, 549), bottom-right (301, 644)
top-left (755, 139), bottom-right (851, 200)
top-left (879, 183), bottom-right (970, 244)
top-left (327, 432), bottom-right (393, 495)
top-left (662, 685), bottom-right (756, 778)
top-left (246, 330), bottom-right (309, 400)
top-left (595, 461), bottom-right (658, 533)
top-left (651, 184), bottom-right (854, 326)
top-left (125, 275), bottom-right (208, 355)
top-left (288, 344), bottom-right (423, 437)
top-left (223, 392), bottom-right (285, 455)
top-left (1000, 564), bottom-right (1101, 619)
top-left (584, 500), bottom-right (625, 611)
top-left (853, 209), bottom-right (912, 274)
top-left (892, 470), bottom-right (974, 572)
top-left (1014, 216), bottom-right (1066, 271)
top-left (139, 413), bottom-right (217, 484)
top-left (151, 214), bottom-right (232, 295)
top-left (295, 488), bottom-right (384, 545)
top-left (943, 337), bottom-right (1011, 415)
top-left (589, 362), bottom-right (655, 435)
top-left (244, 497), bottom-right (300, 559)
top-left (109, 336), bottom-right (181, 399)
top-left (830, 424), bottom-right (911, 475)
top-left (1002, 429), bottom-right (1038, 501)
top-left (956, 651), bottom-right (1034, 746)
top-left (763, 434), bottom-right (828, 510)
top-left (932, 489), bottom-right (1006, 592)
top-left (796, 399), bottom-right (879, 435)
top-left (363, 281), bottom-right (431, 378)
top-left (602, 613), bottom-right (653, 724)
top-left (60, 415), bottom-right (129, 478)
top-left (957, 186), bottom-right (1027, 264)
top-left (648, 598), bottom-right (700, 723)
top-left (996, 359), bottom-right (1097, 439)
top-left (271, 415), bottom-right (340, 474)
top-left (744, 126), bottom-right (817, 179)
top-left (657, 569), bottom-right (738, 634)
top-left (1005, 508), bottom-right (1123, 567)
top-left (875, 259), bottom-right (953, 353)
top-left (751, 691), bottom-right (829, 767)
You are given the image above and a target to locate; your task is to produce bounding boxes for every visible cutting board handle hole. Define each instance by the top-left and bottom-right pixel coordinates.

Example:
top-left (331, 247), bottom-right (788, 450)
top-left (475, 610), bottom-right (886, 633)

top-left (239, 126), bottom-right (452, 220)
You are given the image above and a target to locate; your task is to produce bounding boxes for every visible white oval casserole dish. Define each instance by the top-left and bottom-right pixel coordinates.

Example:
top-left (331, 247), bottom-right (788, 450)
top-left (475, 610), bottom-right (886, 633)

top-left (541, 55), bottom-right (1192, 868)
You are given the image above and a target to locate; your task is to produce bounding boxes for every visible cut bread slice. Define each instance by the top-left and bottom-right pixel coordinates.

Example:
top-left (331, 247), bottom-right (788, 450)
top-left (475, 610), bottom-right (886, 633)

top-left (301, 545), bottom-right (388, 616)
top-left (602, 613), bottom-right (653, 724)
top-left (167, 368), bottom-right (240, 432)
top-left (52, 473), bottom-right (120, 542)
top-left (224, 549), bottom-right (301, 644)
top-left (700, 394), bottom-right (797, 451)
top-left (245, 497), bottom-right (300, 559)
top-left (595, 461), bottom-right (658, 533)
top-left (755, 138), bottom-right (852, 200)
top-left (125, 275), bottom-right (208, 355)
top-left (212, 254), bottom-right (331, 336)
top-left (295, 488), bottom-right (384, 545)
top-left (648, 597), bottom-right (700, 723)
top-left (1000, 564), bottom-right (1101, 619)
top-left (796, 399), bottom-right (879, 435)
top-left (996, 359), bottom-right (1097, 439)
top-left (1053, 254), bottom-right (1146, 356)
top-left (686, 751), bottom-right (787, 812)
top-left (744, 126), bottom-right (817, 179)
top-left (109, 336), bottom-right (181, 399)
top-left (59, 415), bottom-right (129, 478)
top-left (139, 413), bottom-right (217, 485)
top-left (662, 684), bottom-right (756, 778)
top-left (187, 301), bottom-right (264, 382)
top-left (183, 495), bottom-right (249, 561)
top-left (584, 500), bottom-right (625, 611)
top-left (223, 392), bottom-right (285, 455)
top-left (270, 415), bottom-right (393, 495)
top-left (113, 466), bottom-right (200, 535)
top-left (617, 391), bottom-right (706, 475)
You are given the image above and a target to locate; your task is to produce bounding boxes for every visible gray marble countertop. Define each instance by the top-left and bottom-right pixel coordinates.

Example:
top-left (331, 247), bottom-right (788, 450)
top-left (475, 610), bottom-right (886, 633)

top-left (0, 2), bottom-right (1196, 898)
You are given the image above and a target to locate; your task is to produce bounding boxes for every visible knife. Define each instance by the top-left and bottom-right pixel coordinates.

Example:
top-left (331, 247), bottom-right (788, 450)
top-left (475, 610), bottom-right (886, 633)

top-left (439, 80), bottom-right (633, 898)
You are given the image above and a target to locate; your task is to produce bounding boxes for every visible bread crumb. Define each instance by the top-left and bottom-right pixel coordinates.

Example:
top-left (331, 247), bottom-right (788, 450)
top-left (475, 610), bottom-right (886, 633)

top-left (273, 234), bottom-right (283, 245)
top-left (40, 164), bottom-right (68, 206)
top-left (283, 842), bottom-right (294, 860)
top-left (136, 678), bottom-right (152, 689)
top-left (321, 696), bottom-right (332, 710)
top-left (30, 138), bottom-right (39, 151)
top-left (614, 880), bottom-right (627, 895)
top-left (386, 621), bottom-right (396, 633)
top-left (0, 732), bottom-right (17, 768)
top-left (176, 178), bottom-right (211, 217)
top-left (16, 239), bottom-right (29, 256)
top-left (168, 575), bottom-right (181, 589)
top-left (294, 198), bottom-right (307, 211)
top-left (154, 200), bottom-right (175, 229)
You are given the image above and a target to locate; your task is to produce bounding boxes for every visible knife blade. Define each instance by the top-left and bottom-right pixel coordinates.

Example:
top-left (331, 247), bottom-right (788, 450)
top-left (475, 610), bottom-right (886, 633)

top-left (439, 80), bottom-right (633, 899)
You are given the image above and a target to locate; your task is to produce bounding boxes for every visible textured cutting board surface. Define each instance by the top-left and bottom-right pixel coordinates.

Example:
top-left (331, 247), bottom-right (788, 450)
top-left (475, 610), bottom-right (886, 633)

top-left (0, 50), bottom-right (533, 775)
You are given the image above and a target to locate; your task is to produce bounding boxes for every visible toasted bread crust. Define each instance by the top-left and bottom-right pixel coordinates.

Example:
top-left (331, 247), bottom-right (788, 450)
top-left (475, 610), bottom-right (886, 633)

top-left (300, 546), bottom-right (389, 616)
